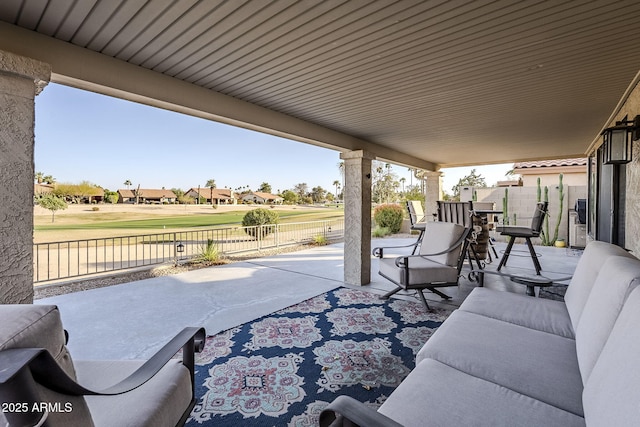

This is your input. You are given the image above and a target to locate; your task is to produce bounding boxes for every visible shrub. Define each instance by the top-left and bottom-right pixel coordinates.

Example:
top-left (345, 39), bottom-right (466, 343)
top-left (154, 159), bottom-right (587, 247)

top-left (195, 239), bottom-right (221, 264)
top-left (311, 234), bottom-right (328, 246)
top-left (373, 204), bottom-right (404, 233)
top-left (92, 206), bottom-right (100, 211)
top-left (372, 226), bottom-right (391, 238)
top-left (242, 208), bottom-right (280, 239)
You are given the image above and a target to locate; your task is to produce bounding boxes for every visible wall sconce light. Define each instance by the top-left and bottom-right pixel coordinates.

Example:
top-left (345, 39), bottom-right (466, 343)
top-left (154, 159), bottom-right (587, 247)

top-left (176, 242), bottom-right (185, 253)
top-left (601, 115), bottom-right (640, 164)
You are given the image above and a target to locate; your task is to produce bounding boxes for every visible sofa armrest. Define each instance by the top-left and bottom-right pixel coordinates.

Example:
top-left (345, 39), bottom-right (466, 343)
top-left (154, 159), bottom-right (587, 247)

top-left (319, 395), bottom-right (403, 427)
top-left (0, 327), bottom-right (205, 426)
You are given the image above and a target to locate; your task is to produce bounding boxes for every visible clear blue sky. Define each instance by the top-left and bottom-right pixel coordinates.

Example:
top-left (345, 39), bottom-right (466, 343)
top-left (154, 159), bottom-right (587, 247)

top-left (34, 83), bottom-right (511, 194)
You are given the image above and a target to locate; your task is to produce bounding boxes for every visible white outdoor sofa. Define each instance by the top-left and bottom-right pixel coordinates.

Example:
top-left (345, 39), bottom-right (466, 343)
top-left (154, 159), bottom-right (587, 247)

top-left (321, 241), bottom-right (640, 426)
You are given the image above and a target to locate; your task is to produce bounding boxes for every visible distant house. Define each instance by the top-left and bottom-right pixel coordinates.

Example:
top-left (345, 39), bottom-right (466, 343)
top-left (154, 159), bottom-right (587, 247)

top-left (241, 192), bottom-right (283, 204)
top-left (118, 188), bottom-right (177, 204)
top-left (34, 183), bottom-right (54, 195)
top-left (35, 183), bottom-right (104, 203)
top-left (185, 188), bottom-right (236, 205)
top-left (513, 158), bottom-right (588, 187)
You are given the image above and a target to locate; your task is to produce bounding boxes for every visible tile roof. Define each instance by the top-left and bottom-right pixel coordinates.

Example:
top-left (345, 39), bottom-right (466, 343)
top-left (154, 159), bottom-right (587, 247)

top-left (187, 188), bottom-right (234, 199)
top-left (513, 158), bottom-right (588, 169)
top-left (118, 189), bottom-right (177, 198)
top-left (251, 192), bottom-right (283, 200)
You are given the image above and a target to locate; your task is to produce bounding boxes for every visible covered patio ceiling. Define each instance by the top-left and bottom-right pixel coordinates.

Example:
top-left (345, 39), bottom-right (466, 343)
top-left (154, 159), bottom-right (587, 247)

top-left (2, 0), bottom-right (640, 169)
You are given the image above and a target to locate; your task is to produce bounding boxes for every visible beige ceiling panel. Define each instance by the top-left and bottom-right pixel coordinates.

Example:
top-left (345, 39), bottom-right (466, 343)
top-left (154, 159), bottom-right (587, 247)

top-left (1, 0), bottom-right (640, 168)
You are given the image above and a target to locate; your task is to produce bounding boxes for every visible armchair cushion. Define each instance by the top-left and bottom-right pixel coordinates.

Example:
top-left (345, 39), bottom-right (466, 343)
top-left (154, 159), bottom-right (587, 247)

top-left (379, 257), bottom-right (458, 286)
top-left (0, 305), bottom-right (93, 426)
top-left (0, 304), bottom-right (204, 427)
top-left (0, 304), bottom-right (76, 379)
top-left (495, 226), bottom-right (538, 238)
top-left (77, 360), bottom-right (192, 427)
top-left (418, 222), bottom-right (465, 265)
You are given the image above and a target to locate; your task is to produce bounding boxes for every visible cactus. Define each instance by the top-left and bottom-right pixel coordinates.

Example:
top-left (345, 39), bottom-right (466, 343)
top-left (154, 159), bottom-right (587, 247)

top-left (536, 174), bottom-right (564, 246)
top-left (543, 186), bottom-right (550, 245)
top-left (502, 188), bottom-right (509, 225)
top-left (551, 174), bottom-right (565, 245)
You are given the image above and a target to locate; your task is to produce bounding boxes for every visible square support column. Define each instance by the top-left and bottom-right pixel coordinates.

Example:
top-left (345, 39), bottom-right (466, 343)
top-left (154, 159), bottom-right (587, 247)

top-left (0, 50), bottom-right (50, 304)
top-left (424, 171), bottom-right (443, 219)
top-left (340, 150), bottom-right (374, 285)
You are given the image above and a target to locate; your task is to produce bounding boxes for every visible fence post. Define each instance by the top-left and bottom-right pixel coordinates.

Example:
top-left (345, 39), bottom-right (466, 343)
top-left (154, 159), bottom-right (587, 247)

top-left (173, 232), bottom-right (177, 266)
top-left (258, 225), bottom-right (262, 251)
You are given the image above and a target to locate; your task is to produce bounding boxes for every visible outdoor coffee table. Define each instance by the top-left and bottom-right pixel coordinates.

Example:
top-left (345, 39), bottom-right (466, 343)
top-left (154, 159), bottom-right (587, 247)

top-left (473, 269), bottom-right (567, 297)
top-left (509, 274), bottom-right (553, 296)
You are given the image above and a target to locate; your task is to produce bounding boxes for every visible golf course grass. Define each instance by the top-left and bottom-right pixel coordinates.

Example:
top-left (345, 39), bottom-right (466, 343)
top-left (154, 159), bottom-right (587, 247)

top-left (34, 205), bottom-right (345, 243)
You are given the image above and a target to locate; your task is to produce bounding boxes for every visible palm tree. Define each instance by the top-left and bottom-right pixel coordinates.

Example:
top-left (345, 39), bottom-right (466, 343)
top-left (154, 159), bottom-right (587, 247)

top-left (400, 177), bottom-right (406, 193)
top-left (35, 171), bottom-right (44, 184)
top-left (338, 162), bottom-right (345, 196)
top-left (124, 179), bottom-right (132, 190)
top-left (206, 179), bottom-right (216, 205)
top-left (333, 180), bottom-right (340, 199)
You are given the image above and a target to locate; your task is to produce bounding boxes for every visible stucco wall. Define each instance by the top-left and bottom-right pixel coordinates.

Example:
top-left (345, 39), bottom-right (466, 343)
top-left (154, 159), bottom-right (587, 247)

top-left (473, 185), bottom-right (587, 244)
top-left (521, 171), bottom-right (587, 187)
top-left (0, 50), bottom-right (50, 303)
top-left (612, 80), bottom-right (640, 255)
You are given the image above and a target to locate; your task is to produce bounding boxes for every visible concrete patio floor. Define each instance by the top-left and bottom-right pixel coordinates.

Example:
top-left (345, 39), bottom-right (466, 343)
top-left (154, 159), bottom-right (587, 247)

top-left (36, 238), bottom-right (582, 360)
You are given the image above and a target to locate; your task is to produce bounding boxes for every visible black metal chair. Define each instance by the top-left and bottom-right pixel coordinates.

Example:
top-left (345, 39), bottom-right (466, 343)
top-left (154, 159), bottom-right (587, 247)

top-left (373, 221), bottom-right (472, 311)
top-left (435, 200), bottom-right (473, 227)
top-left (496, 202), bottom-right (549, 275)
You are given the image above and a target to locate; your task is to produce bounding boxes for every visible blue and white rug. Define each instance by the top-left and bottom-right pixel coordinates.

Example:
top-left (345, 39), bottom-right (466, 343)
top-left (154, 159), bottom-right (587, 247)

top-left (187, 288), bottom-right (452, 426)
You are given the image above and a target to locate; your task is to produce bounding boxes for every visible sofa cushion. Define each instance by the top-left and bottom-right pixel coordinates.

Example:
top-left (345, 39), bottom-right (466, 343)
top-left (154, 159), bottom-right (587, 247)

top-left (458, 287), bottom-right (574, 338)
top-left (378, 358), bottom-right (585, 427)
top-left (77, 359), bottom-right (192, 427)
top-left (416, 310), bottom-right (584, 416)
top-left (564, 241), bottom-right (633, 330)
top-left (582, 287), bottom-right (640, 427)
top-left (574, 255), bottom-right (640, 384)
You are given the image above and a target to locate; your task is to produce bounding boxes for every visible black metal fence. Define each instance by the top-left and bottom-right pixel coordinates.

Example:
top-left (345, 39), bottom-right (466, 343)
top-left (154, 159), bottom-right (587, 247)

top-left (33, 219), bottom-right (344, 283)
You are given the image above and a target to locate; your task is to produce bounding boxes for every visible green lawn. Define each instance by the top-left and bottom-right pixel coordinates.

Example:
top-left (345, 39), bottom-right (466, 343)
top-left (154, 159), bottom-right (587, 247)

top-left (35, 209), bottom-right (343, 231)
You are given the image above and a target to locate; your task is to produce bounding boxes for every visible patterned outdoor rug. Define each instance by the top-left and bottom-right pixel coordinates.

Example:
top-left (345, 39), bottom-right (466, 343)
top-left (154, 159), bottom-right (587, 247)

top-left (186, 287), bottom-right (452, 426)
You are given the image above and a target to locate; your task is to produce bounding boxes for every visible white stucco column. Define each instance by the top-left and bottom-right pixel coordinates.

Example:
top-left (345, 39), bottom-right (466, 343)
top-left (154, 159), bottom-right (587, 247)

top-left (340, 150), bottom-right (374, 285)
top-left (424, 171), bottom-right (443, 219)
top-left (0, 50), bottom-right (50, 304)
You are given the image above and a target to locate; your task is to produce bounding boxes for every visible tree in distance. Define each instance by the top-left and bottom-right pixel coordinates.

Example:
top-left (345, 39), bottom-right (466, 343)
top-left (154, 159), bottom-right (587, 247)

top-left (281, 190), bottom-right (298, 204)
top-left (258, 182), bottom-right (272, 193)
top-left (206, 179), bottom-right (216, 206)
top-left (451, 168), bottom-right (487, 200)
top-left (36, 193), bottom-right (68, 223)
